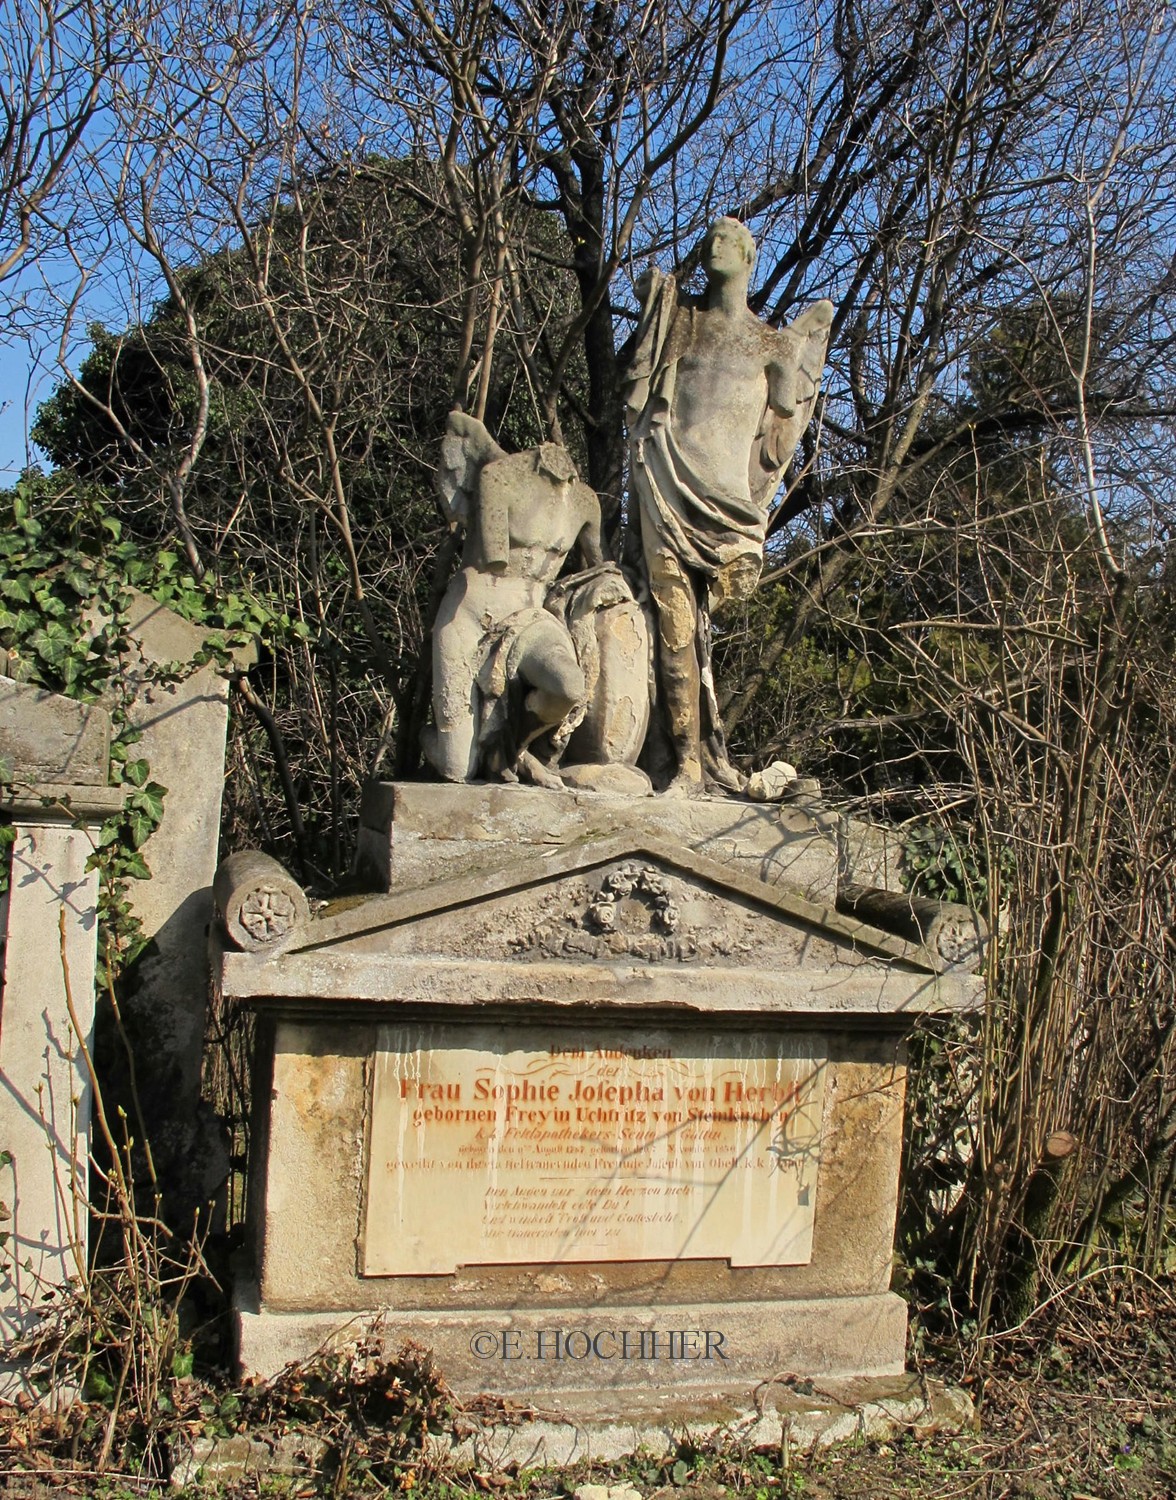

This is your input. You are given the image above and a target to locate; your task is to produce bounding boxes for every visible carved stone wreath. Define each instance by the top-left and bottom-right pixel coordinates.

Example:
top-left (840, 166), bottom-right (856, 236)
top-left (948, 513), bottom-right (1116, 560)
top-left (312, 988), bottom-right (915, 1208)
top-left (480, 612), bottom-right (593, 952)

top-left (514, 861), bottom-right (697, 963)
top-left (587, 862), bottom-right (682, 936)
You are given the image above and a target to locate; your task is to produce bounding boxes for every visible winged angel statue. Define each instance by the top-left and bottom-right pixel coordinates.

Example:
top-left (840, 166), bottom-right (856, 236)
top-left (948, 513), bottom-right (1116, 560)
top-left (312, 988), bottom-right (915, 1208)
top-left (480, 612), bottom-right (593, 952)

top-left (624, 217), bottom-right (833, 791)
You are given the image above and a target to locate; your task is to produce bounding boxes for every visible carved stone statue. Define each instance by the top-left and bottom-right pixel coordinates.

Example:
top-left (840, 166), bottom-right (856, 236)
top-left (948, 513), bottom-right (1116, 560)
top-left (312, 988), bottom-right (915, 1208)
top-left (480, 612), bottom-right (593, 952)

top-left (424, 413), bottom-right (650, 789)
top-left (624, 217), bottom-right (833, 792)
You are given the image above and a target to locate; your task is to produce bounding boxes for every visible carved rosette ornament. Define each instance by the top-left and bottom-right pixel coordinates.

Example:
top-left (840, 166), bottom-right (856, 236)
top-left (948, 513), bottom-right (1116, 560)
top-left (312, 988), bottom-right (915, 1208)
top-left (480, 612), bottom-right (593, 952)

top-left (214, 849), bottom-right (310, 952)
top-left (238, 887), bottom-right (301, 944)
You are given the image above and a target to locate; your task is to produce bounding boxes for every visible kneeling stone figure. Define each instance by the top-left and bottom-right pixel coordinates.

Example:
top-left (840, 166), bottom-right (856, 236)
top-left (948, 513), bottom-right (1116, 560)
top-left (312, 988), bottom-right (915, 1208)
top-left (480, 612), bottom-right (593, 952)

top-left (424, 413), bottom-right (650, 788)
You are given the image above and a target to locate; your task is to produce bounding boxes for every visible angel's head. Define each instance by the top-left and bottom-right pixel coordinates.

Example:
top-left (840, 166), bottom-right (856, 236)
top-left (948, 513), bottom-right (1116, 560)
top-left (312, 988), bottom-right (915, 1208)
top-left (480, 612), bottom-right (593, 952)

top-left (701, 217), bottom-right (756, 279)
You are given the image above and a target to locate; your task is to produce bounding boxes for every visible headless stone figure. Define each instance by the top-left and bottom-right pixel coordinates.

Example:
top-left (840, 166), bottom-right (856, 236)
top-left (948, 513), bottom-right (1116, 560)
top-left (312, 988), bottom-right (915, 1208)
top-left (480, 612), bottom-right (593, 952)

top-left (425, 413), bottom-right (604, 788)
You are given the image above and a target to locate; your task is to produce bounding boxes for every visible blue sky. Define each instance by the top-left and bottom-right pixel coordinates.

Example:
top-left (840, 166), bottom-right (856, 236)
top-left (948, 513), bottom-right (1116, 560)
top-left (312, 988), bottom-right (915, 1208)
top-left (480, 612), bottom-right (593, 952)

top-left (0, 336), bottom-right (55, 482)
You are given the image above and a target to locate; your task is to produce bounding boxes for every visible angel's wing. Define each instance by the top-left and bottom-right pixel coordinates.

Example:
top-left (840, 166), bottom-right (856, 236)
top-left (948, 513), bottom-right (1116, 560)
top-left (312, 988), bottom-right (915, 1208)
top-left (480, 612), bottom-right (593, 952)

top-left (754, 300), bottom-right (834, 491)
top-left (435, 411), bottom-right (508, 524)
top-left (789, 298), bottom-right (834, 412)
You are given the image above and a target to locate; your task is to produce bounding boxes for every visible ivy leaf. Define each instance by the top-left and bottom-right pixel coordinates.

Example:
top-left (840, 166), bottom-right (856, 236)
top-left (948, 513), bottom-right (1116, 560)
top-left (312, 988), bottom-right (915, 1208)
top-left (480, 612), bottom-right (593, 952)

top-left (0, 576), bottom-right (32, 603)
top-left (126, 810), bottom-right (156, 848)
top-left (26, 625), bottom-right (66, 668)
top-left (136, 782), bottom-right (167, 822)
top-left (83, 1367), bottom-right (116, 1403)
top-left (124, 758), bottom-right (150, 788)
top-left (62, 566), bottom-right (92, 598)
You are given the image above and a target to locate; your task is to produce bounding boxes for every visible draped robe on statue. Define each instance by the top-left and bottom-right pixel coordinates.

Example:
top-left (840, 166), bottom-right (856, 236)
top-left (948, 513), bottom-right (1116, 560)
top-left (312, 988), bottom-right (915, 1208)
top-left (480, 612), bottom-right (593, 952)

top-left (624, 268), bottom-right (833, 783)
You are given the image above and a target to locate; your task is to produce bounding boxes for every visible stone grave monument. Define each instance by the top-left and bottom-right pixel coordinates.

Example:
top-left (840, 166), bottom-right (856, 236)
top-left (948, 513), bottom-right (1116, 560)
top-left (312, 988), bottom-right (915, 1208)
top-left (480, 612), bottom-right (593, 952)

top-left (214, 220), bottom-right (985, 1448)
top-left (1, 598), bottom-right (252, 1399)
top-left (0, 678), bottom-right (121, 1399)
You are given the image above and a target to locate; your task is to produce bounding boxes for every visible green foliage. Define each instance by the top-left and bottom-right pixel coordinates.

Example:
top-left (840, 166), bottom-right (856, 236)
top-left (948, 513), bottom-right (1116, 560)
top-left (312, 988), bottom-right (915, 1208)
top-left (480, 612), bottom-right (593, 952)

top-left (0, 474), bottom-right (298, 969)
top-left (144, 547), bottom-right (309, 665)
top-left (0, 472), bottom-right (155, 934)
top-left (31, 320), bottom-right (196, 480)
top-left (24, 159), bottom-right (590, 880)
top-left (901, 823), bottom-right (1011, 908)
top-left (0, 472), bottom-right (129, 697)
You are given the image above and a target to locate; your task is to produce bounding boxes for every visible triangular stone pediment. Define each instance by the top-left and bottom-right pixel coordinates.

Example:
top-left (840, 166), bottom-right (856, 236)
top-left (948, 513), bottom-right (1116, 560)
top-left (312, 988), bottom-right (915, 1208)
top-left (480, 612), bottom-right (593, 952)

top-left (219, 832), bottom-right (985, 1018)
top-left (290, 834), bottom-right (932, 974)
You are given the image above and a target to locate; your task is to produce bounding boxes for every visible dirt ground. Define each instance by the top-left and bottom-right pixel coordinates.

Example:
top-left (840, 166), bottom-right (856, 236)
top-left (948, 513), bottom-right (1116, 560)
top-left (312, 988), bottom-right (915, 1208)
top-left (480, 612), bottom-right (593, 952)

top-left (2, 1276), bottom-right (1174, 1499)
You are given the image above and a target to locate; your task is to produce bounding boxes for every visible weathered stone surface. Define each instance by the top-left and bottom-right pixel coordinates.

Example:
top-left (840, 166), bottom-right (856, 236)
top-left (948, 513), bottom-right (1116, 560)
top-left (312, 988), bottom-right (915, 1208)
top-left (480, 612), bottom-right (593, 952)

top-left (839, 884), bottom-right (989, 972)
top-left (426, 415), bottom-right (650, 787)
top-left (319, 839), bottom-right (908, 965)
top-left (169, 1431), bottom-right (328, 1489)
top-left (233, 1018), bottom-right (906, 1318)
top-left (0, 822), bottom-right (101, 1397)
top-left (558, 574), bottom-right (652, 772)
top-left (112, 591), bottom-right (254, 1227)
top-left (625, 218), bottom-right (832, 789)
top-left (746, 760), bottom-right (799, 801)
top-left (0, 781), bottom-right (122, 820)
top-left (559, 762), bottom-right (653, 796)
top-left (225, 945), bottom-right (971, 1017)
top-left (171, 1375), bottom-right (974, 1479)
top-left (427, 416), bottom-right (601, 785)
top-left (0, 676), bottom-right (110, 787)
top-left (357, 780), bottom-right (841, 904)
top-left (427, 1375), bottom-right (976, 1467)
top-left (364, 1023), bottom-right (825, 1275)
top-left (0, 682), bottom-right (121, 1404)
top-left (839, 818), bottom-right (906, 894)
top-left (222, 786), bottom-right (984, 1405)
top-left (235, 1288), bottom-right (909, 1389)
top-left (574, 1485), bottom-right (640, 1500)
top-left (118, 591), bottom-right (239, 941)
top-left (214, 849), bottom-right (310, 951)
top-left (224, 833), bottom-right (983, 1019)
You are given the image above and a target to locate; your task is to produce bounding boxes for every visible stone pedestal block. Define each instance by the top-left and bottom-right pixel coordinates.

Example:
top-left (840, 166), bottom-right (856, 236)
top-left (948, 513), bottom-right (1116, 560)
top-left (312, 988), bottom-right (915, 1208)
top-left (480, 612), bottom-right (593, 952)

top-left (357, 779), bottom-right (843, 904)
top-left (235, 1290), bottom-right (910, 1393)
top-left (219, 783), bottom-right (984, 1414)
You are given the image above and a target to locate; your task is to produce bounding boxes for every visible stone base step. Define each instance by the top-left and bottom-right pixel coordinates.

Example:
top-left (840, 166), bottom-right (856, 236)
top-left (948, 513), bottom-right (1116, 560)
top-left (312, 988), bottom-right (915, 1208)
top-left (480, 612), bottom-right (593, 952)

top-left (234, 1287), bottom-right (910, 1394)
top-left (170, 1373), bottom-right (976, 1484)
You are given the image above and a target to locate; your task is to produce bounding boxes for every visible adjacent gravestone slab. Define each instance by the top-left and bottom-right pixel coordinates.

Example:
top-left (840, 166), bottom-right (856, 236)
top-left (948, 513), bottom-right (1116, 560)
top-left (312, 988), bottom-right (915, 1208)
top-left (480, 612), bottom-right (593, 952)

top-left (0, 685), bottom-right (122, 1402)
top-left (0, 677), bottom-right (110, 787)
top-left (109, 591), bottom-right (256, 1227)
top-left (364, 1023), bottom-right (825, 1276)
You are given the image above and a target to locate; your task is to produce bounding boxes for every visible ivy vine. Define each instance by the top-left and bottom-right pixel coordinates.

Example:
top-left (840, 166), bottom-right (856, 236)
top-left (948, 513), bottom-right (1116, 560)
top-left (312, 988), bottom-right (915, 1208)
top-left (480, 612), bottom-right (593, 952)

top-left (0, 475), bottom-right (302, 975)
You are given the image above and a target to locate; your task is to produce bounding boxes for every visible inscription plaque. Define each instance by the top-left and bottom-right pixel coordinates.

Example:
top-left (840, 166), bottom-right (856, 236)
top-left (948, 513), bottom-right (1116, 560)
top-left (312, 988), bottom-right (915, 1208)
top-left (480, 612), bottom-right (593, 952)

top-left (363, 1024), bottom-right (825, 1276)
